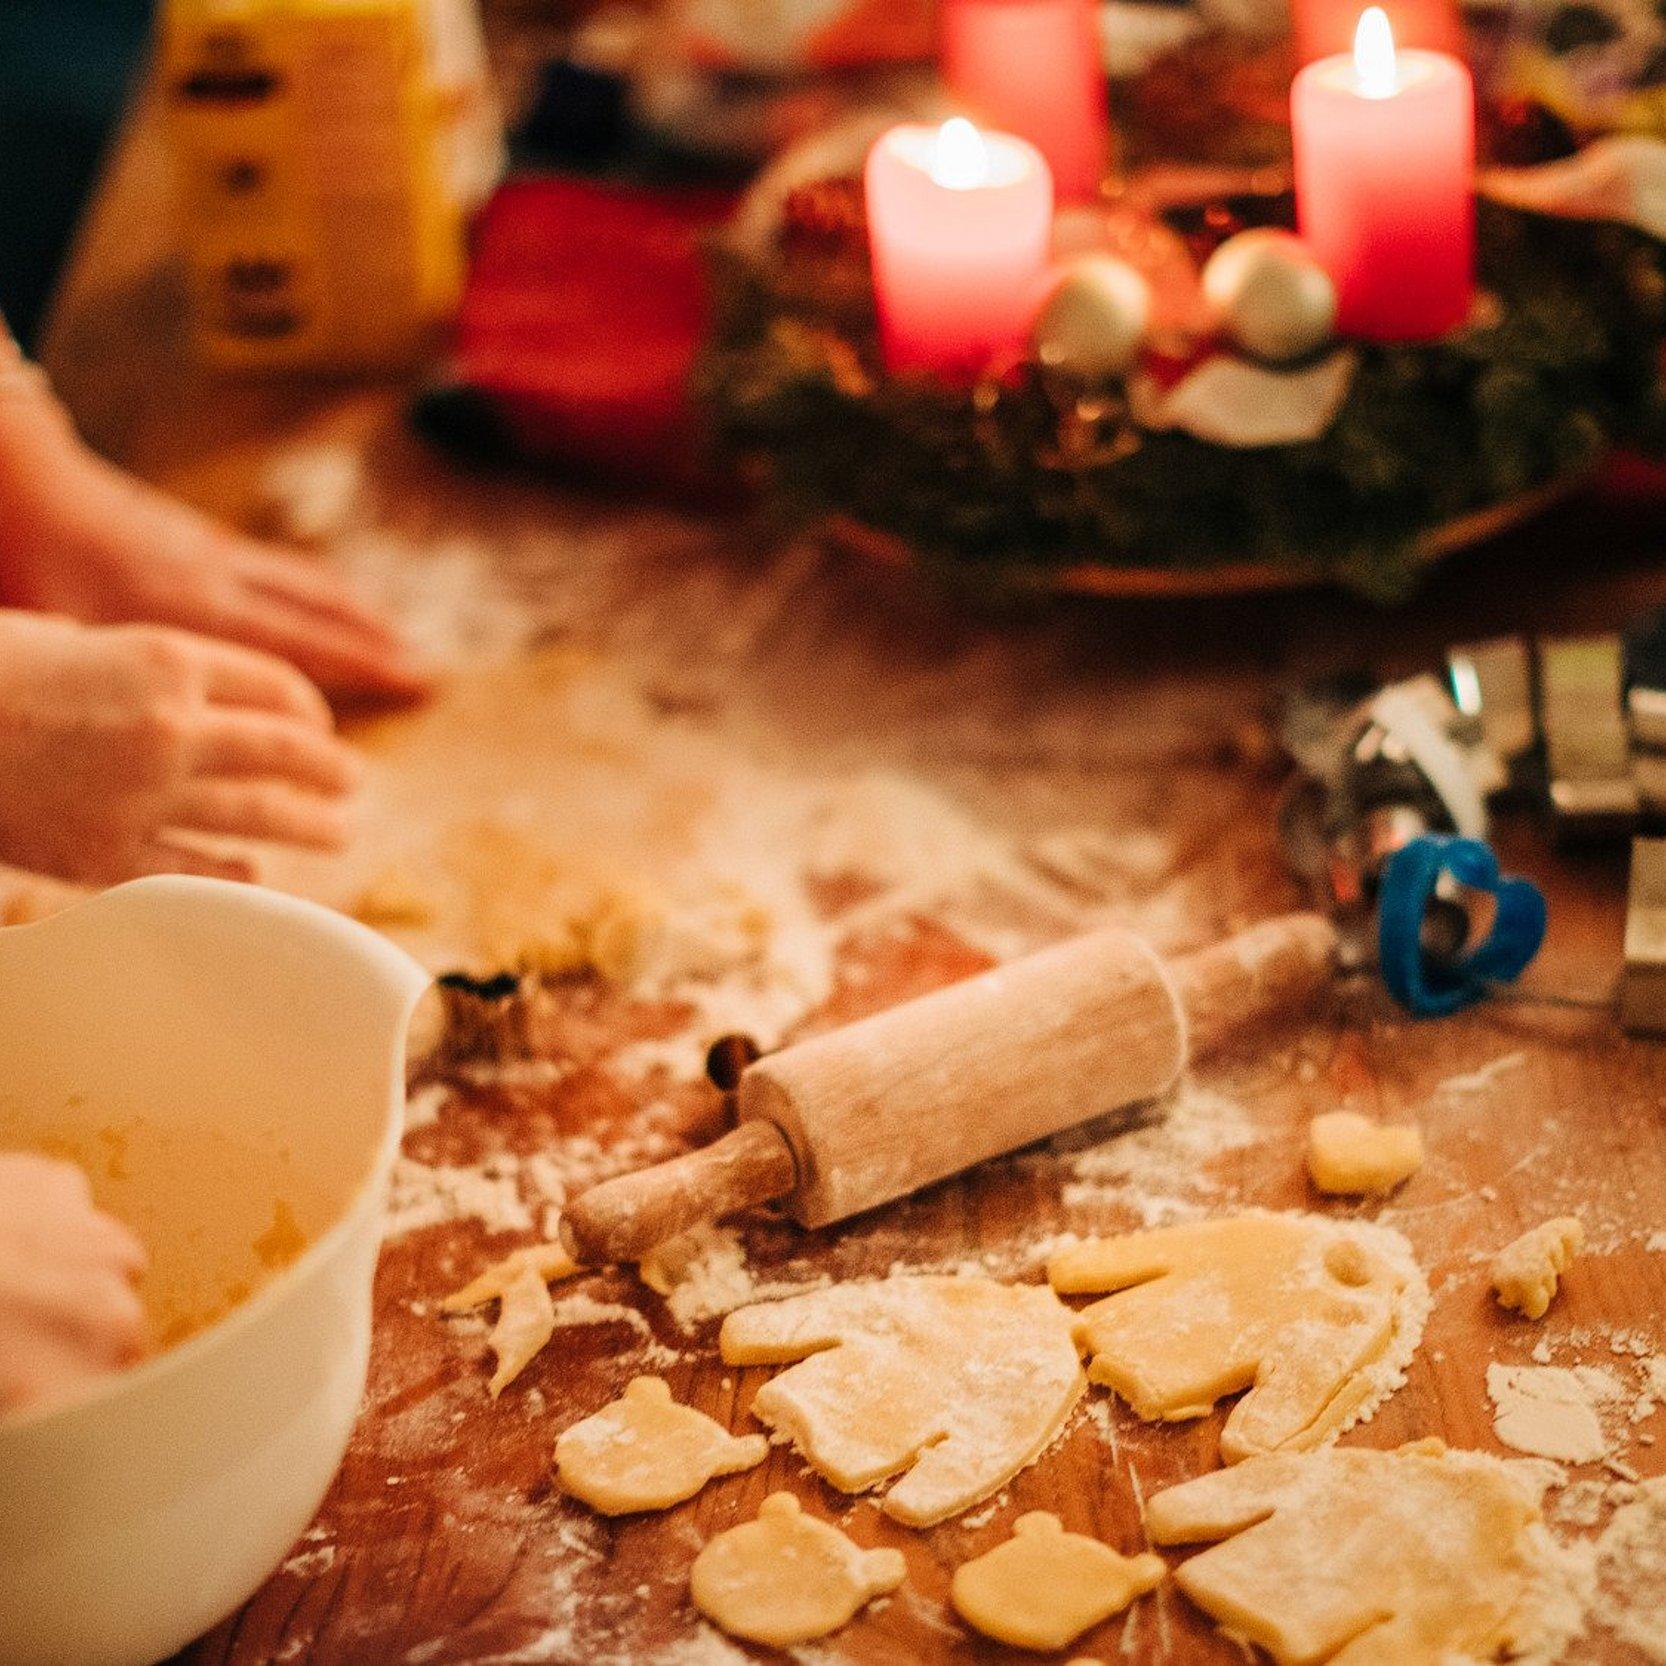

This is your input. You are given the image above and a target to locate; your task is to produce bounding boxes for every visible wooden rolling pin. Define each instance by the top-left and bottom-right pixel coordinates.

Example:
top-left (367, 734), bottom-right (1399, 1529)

top-left (562, 913), bottom-right (1337, 1265)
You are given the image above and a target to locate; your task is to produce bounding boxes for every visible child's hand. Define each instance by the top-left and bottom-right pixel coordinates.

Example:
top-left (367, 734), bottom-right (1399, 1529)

top-left (0, 613), bottom-right (362, 884)
top-left (0, 387), bottom-right (428, 702)
top-left (0, 1153), bottom-right (147, 1415)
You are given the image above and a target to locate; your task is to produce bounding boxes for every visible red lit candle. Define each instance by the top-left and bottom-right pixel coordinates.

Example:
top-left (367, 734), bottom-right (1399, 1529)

top-left (941, 0), bottom-right (1108, 203)
top-left (1291, 0), bottom-right (1460, 66)
top-left (1293, 8), bottom-right (1474, 341)
top-left (865, 119), bottom-right (1053, 376)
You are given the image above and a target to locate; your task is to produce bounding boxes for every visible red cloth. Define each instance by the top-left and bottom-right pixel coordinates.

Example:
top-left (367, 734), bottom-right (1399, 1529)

top-left (453, 176), bottom-right (737, 493)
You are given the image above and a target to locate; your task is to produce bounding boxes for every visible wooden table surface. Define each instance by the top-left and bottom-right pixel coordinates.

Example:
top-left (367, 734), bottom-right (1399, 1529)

top-left (41, 94), bottom-right (1666, 1666)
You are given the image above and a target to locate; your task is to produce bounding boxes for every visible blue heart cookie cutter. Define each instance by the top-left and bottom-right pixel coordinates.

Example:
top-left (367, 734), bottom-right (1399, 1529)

top-left (1378, 834), bottom-right (1547, 1017)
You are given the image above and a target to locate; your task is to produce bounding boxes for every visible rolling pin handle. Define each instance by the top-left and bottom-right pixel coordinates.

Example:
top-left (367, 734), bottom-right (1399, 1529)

top-left (1171, 912), bottom-right (1339, 1060)
top-left (560, 1119), bottom-right (799, 1266)
top-left (706, 1031), bottom-right (764, 1093)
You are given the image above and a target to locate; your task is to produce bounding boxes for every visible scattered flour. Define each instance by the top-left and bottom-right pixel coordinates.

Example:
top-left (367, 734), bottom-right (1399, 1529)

top-left (1584, 1476), bottom-right (1666, 1662)
top-left (1551, 1477), bottom-right (1621, 1529)
top-left (386, 1113), bottom-right (688, 1245)
top-left (337, 532), bottom-right (537, 672)
top-left (634, 1222), bottom-right (829, 1330)
top-left (404, 1082), bottom-right (448, 1132)
top-left (651, 1629), bottom-right (756, 1664)
top-left (1329, 1217), bottom-right (1434, 1445)
top-left (1487, 1364), bottom-right (1626, 1464)
top-left (1057, 1079), bottom-right (1255, 1226)
top-left (1433, 1052), bottom-right (1527, 1099)
top-left (280, 1543), bottom-right (337, 1579)
top-left (1082, 1396), bottom-right (1120, 1456)
top-left (546, 1293), bottom-right (680, 1369)
top-left (277, 640), bottom-right (1189, 1088)
top-left (385, 1155), bottom-right (534, 1238)
top-left (1511, 1525), bottom-right (1600, 1666)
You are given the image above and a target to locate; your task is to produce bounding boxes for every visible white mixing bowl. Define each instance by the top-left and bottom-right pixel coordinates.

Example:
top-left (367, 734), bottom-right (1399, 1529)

top-left (0, 878), bottom-right (429, 1666)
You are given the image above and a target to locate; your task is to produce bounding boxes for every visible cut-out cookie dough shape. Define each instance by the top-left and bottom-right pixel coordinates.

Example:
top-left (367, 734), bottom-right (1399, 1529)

top-left (1049, 1214), bottom-right (1426, 1462)
top-left (1306, 1111), bottom-right (1424, 1195)
top-left (1492, 1217), bottom-right (1583, 1319)
top-left (554, 1377), bottom-right (767, 1514)
top-left (1145, 1440), bottom-right (1550, 1666)
top-left (442, 1242), bottom-right (580, 1396)
top-left (719, 1276), bottom-right (1085, 1527)
top-left (951, 1512), bottom-right (1165, 1651)
top-left (690, 1492), bottom-right (906, 1648)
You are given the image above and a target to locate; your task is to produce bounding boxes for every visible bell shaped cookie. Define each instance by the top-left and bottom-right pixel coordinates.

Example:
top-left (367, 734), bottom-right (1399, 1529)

top-left (691, 1493), bottom-right (906, 1648)
top-left (951, 1512), bottom-right (1165, 1650)
top-left (555, 1377), bottom-right (767, 1514)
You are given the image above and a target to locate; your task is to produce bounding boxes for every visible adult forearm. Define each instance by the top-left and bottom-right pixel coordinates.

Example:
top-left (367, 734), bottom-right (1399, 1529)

top-left (0, 326), bottom-right (85, 601)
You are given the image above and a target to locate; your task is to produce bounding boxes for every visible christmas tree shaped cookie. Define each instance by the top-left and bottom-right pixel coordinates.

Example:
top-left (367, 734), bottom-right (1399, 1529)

top-left (1491, 1217), bottom-right (1583, 1319)
top-left (719, 1276), bottom-right (1085, 1526)
top-left (1048, 1214), bottom-right (1426, 1460)
top-left (1145, 1441), bottom-right (1550, 1665)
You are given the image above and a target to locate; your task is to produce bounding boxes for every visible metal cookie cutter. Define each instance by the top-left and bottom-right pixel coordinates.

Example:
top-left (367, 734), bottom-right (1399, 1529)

top-left (1279, 672), bottom-right (1547, 1014)
top-left (1538, 634), bottom-right (1639, 839)
top-left (1621, 837), bottom-right (1666, 1034)
top-left (1279, 673), bottom-right (1496, 959)
top-left (1445, 637), bottom-right (1534, 797)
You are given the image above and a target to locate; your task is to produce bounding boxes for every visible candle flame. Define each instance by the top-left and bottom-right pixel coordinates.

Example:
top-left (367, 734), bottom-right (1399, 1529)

top-left (930, 117), bottom-right (992, 190)
top-left (1353, 7), bottom-right (1398, 97)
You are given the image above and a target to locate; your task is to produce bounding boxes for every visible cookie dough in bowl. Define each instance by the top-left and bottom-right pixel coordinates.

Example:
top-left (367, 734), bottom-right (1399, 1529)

top-left (0, 878), bottom-right (428, 1666)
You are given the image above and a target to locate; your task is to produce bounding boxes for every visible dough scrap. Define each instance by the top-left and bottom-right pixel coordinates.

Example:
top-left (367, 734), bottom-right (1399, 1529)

top-left (442, 1242), bottom-right (580, 1396)
top-left (441, 1241), bottom-right (579, 1312)
top-left (950, 1511), bottom-right (1165, 1650)
top-left (690, 1492), bottom-right (906, 1647)
top-left (1305, 1111), bottom-right (1424, 1195)
top-left (351, 864), bottom-right (440, 930)
top-left (554, 1376), bottom-right (767, 1514)
top-left (719, 1276), bottom-right (1085, 1526)
top-left (1492, 1217), bottom-right (1583, 1320)
top-left (1146, 1440), bottom-right (1550, 1666)
top-left (1486, 1362), bottom-right (1616, 1464)
top-left (1049, 1214), bottom-right (1426, 1461)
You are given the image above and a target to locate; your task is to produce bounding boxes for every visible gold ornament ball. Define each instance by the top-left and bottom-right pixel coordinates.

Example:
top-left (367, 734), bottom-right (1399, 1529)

top-left (1201, 230), bottom-right (1336, 364)
top-left (1033, 255), bottom-right (1152, 377)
